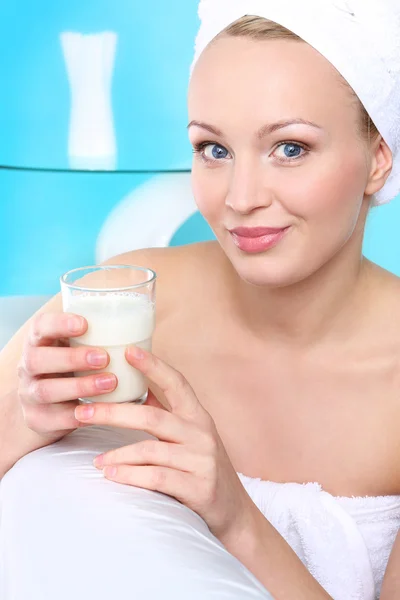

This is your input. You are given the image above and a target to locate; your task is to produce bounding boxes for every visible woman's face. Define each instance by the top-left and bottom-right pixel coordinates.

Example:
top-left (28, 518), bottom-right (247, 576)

top-left (188, 35), bottom-right (375, 287)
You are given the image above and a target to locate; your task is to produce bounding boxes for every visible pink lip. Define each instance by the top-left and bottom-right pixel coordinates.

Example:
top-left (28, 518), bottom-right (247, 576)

top-left (229, 226), bottom-right (290, 253)
top-left (229, 226), bottom-right (287, 238)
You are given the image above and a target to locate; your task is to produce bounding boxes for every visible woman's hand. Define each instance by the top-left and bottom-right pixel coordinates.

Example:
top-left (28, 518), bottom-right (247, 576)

top-left (17, 312), bottom-right (117, 437)
top-left (74, 345), bottom-right (256, 544)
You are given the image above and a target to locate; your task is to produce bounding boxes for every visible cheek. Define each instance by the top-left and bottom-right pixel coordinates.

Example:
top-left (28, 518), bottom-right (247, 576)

top-left (191, 164), bottom-right (227, 223)
top-left (282, 153), bottom-right (367, 229)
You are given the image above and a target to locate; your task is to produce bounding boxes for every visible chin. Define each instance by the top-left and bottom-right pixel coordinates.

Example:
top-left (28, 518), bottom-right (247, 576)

top-left (224, 236), bottom-right (327, 288)
top-left (218, 229), bottom-right (339, 288)
top-left (225, 252), bottom-right (300, 288)
top-left (215, 228), bottom-right (304, 287)
top-left (236, 266), bottom-right (303, 288)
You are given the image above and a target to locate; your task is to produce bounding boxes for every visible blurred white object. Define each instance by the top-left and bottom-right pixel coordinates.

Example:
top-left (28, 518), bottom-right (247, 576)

top-left (96, 173), bottom-right (198, 262)
top-left (60, 31), bottom-right (118, 170)
top-left (0, 425), bottom-right (272, 599)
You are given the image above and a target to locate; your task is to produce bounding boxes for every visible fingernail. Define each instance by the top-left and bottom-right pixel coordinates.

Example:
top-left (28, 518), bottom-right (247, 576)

top-left (103, 466), bottom-right (117, 478)
top-left (87, 350), bottom-right (107, 367)
top-left (93, 454), bottom-right (104, 468)
top-left (129, 346), bottom-right (145, 360)
top-left (68, 317), bottom-right (84, 333)
top-left (75, 405), bottom-right (94, 420)
top-left (95, 375), bottom-right (116, 390)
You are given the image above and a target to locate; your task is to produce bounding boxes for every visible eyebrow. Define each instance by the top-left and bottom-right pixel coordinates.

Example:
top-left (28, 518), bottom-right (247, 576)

top-left (187, 118), bottom-right (322, 138)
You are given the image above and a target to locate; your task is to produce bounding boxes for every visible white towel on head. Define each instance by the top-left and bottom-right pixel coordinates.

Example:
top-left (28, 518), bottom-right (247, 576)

top-left (191, 0), bottom-right (400, 206)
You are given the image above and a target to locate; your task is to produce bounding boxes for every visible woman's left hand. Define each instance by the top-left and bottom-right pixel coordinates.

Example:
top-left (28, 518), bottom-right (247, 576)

top-left (74, 345), bottom-right (256, 544)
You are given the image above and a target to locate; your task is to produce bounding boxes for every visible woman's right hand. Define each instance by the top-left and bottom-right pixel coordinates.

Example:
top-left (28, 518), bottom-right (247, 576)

top-left (17, 312), bottom-right (117, 439)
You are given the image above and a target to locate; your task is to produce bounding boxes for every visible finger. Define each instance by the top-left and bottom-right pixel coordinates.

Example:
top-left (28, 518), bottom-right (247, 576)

top-left (21, 372), bottom-right (117, 405)
top-left (28, 313), bottom-right (87, 347)
top-left (102, 464), bottom-right (193, 500)
top-left (19, 346), bottom-right (110, 377)
top-left (125, 346), bottom-right (203, 417)
top-left (94, 440), bottom-right (200, 473)
top-left (75, 403), bottom-right (194, 443)
top-left (22, 400), bottom-right (89, 434)
top-left (145, 389), bottom-right (168, 411)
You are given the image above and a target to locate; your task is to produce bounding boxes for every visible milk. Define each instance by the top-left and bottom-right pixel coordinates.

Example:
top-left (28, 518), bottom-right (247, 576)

top-left (65, 292), bottom-right (155, 403)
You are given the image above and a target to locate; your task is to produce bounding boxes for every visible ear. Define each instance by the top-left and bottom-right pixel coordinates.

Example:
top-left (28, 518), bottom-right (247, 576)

top-left (365, 137), bottom-right (393, 196)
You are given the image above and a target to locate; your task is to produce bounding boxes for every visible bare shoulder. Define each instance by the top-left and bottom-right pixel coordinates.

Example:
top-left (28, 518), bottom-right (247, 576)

top-left (105, 241), bottom-right (224, 319)
top-left (106, 241), bottom-right (221, 272)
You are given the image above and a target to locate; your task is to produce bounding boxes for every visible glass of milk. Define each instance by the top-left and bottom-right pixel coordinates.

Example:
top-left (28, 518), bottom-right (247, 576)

top-left (60, 265), bottom-right (156, 404)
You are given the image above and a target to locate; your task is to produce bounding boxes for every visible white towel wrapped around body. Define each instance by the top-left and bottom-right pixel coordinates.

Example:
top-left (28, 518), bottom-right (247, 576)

top-left (239, 473), bottom-right (400, 600)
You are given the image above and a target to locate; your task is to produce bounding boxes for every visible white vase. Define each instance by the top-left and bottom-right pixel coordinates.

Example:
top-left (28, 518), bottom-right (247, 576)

top-left (60, 31), bottom-right (118, 170)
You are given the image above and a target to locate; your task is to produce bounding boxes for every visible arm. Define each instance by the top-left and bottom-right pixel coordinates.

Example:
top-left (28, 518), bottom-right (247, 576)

top-left (380, 527), bottom-right (400, 598)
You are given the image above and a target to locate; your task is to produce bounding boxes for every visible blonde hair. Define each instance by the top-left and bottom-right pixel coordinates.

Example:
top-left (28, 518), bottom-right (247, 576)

top-left (220, 16), bottom-right (379, 143)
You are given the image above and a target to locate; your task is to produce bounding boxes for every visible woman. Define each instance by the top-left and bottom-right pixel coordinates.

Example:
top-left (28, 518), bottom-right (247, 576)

top-left (1, 2), bottom-right (399, 599)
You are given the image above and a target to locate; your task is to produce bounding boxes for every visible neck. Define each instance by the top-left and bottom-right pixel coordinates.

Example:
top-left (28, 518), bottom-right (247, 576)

top-left (229, 244), bottom-right (372, 348)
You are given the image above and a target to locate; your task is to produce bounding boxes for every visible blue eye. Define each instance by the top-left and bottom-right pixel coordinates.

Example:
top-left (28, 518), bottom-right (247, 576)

top-left (275, 142), bottom-right (306, 160)
top-left (203, 143), bottom-right (230, 160)
top-left (284, 144), bottom-right (302, 158)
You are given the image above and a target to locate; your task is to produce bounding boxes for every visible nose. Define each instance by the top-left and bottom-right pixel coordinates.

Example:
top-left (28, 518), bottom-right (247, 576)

top-left (225, 157), bottom-right (273, 215)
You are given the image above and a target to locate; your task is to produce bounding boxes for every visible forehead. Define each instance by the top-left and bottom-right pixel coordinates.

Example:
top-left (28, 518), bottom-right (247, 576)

top-left (188, 36), bottom-right (355, 127)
